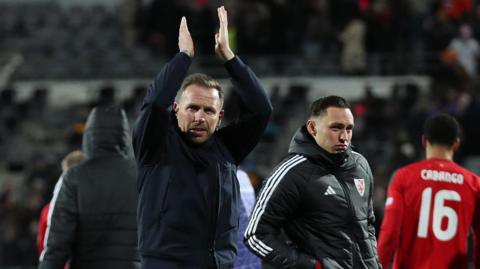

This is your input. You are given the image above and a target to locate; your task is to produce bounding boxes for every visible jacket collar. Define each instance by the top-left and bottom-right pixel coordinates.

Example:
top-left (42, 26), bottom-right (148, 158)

top-left (171, 112), bottom-right (216, 168)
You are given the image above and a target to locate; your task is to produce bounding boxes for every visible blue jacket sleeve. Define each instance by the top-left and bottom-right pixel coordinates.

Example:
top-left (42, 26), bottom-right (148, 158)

top-left (132, 52), bottom-right (192, 164)
top-left (217, 56), bottom-right (273, 164)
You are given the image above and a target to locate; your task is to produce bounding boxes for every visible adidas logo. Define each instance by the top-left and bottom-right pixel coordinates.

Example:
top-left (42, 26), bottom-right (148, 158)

top-left (324, 186), bottom-right (336, 195)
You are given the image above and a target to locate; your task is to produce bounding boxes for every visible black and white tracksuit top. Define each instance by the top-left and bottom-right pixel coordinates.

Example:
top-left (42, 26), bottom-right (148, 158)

top-left (245, 126), bottom-right (381, 269)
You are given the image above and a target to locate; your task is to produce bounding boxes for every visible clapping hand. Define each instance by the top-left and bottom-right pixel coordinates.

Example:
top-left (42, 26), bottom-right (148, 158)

top-left (215, 6), bottom-right (235, 62)
top-left (178, 16), bottom-right (194, 57)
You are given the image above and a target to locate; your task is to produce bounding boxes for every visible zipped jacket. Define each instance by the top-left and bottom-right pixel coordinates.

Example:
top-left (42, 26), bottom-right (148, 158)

top-left (245, 126), bottom-right (381, 269)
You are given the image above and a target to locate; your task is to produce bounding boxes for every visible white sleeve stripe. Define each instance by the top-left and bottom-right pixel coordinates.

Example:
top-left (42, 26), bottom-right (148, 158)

top-left (248, 156), bottom-right (306, 235)
top-left (253, 235), bottom-right (273, 251)
top-left (246, 155), bottom-right (306, 234)
top-left (245, 235), bottom-right (273, 255)
top-left (247, 237), bottom-right (269, 257)
top-left (245, 154), bottom-right (303, 236)
top-left (244, 155), bottom-right (306, 256)
top-left (39, 175), bottom-right (64, 262)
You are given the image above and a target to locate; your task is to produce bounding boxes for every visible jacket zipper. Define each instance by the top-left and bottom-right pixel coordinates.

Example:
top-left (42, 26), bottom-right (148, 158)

top-left (335, 172), bottom-right (360, 268)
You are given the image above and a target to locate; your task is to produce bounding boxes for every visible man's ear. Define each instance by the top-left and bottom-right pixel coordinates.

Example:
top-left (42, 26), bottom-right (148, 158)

top-left (306, 119), bottom-right (316, 137)
top-left (452, 137), bottom-right (461, 152)
top-left (421, 135), bottom-right (427, 149)
top-left (217, 110), bottom-right (225, 130)
top-left (173, 102), bottom-right (179, 113)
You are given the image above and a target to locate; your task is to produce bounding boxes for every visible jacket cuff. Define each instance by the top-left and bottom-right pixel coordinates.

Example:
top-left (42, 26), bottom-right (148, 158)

top-left (176, 51), bottom-right (193, 64)
top-left (224, 55), bottom-right (244, 74)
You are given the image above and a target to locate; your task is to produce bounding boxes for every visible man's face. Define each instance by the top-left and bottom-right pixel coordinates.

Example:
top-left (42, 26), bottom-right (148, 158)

top-left (307, 107), bottom-right (354, 154)
top-left (174, 84), bottom-right (224, 144)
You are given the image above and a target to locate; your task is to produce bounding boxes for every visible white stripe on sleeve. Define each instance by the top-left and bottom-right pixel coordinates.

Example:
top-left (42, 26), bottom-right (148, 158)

top-left (244, 155), bottom-right (306, 256)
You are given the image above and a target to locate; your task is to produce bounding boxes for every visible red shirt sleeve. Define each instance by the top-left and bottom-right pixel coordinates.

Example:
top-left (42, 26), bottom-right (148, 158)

top-left (37, 203), bottom-right (50, 255)
top-left (473, 176), bottom-right (480, 269)
top-left (378, 170), bottom-right (405, 269)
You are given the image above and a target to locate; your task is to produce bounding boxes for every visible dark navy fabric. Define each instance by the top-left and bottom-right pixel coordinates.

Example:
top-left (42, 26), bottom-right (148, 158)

top-left (133, 52), bottom-right (272, 269)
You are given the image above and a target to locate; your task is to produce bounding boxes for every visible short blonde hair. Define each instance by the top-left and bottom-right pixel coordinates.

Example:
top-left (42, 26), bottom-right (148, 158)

top-left (180, 73), bottom-right (224, 102)
top-left (61, 150), bottom-right (85, 172)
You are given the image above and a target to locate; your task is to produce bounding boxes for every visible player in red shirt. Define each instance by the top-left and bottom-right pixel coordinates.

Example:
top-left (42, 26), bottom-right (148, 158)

top-left (378, 113), bottom-right (480, 269)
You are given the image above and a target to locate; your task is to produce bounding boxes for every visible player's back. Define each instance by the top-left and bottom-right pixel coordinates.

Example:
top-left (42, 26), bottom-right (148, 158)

top-left (392, 158), bottom-right (479, 269)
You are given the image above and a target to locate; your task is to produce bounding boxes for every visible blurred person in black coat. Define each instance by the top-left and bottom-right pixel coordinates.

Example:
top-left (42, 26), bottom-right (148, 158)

top-left (38, 106), bottom-right (139, 269)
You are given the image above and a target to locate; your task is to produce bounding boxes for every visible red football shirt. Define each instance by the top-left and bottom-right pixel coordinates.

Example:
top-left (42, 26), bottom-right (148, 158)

top-left (37, 203), bottom-right (50, 255)
top-left (378, 158), bottom-right (480, 269)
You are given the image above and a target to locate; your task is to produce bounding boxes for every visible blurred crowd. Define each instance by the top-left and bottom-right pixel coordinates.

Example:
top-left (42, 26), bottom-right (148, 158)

top-left (0, 85), bottom-right (144, 266)
top-left (1, 0), bottom-right (480, 267)
top-left (2, 0), bottom-right (480, 78)
top-left (139, 0), bottom-right (480, 75)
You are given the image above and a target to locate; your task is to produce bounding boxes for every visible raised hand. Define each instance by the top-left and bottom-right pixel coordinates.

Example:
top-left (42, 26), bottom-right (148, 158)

top-left (215, 6), bottom-right (235, 61)
top-left (178, 16), bottom-right (194, 57)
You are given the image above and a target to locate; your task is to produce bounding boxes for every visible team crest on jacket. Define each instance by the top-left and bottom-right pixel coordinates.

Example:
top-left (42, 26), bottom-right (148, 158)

top-left (354, 178), bottom-right (365, 196)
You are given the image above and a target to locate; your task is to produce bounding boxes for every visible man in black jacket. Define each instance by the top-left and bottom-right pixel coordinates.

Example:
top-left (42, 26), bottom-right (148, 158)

top-left (245, 96), bottom-right (381, 269)
top-left (132, 6), bottom-right (272, 269)
top-left (38, 106), bottom-right (139, 269)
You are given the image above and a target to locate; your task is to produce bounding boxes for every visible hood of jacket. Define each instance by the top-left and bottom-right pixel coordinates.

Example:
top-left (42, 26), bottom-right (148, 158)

top-left (288, 125), bottom-right (355, 171)
top-left (82, 106), bottom-right (133, 159)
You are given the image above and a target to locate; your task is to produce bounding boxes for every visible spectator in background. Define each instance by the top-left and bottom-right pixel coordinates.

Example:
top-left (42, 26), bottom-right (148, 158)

top-left (378, 114), bottom-right (480, 269)
top-left (234, 169), bottom-right (261, 269)
top-left (38, 106), bottom-right (139, 269)
top-left (245, 96), bottom-right (380, 269)
top-left (458, 92), bottom-right (480, 159)
top-left (442, 0), bottom-right (473, 20)
top-left (118, 0), bottom-right (142, 48)
top-left (424, 3), bottom-right (457, 53)
top-left (339, 13), bottom-right (366, 74)
top-left (37, 150), bottom-right (85, 256)
top-left (406, 0), bottom-right (430, 51)
top-left (235, 1), bottom-right (271, 55)
top-left (448, 24), bottom-right (480, 78)
top-left (123, 85), bottom-right (146, 122)
top-left (94, 85), bottom-right (116, 107)
top-left (468, 5), bottom-right (480, 40)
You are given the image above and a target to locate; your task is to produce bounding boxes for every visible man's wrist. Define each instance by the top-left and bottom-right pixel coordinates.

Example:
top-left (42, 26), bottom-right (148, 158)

top-left (223, 51), bottom-right (235, 61)
top-left (180, 50), bottom-right (193, 58)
